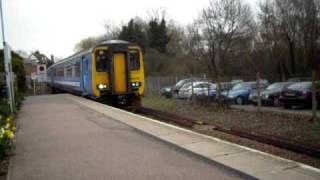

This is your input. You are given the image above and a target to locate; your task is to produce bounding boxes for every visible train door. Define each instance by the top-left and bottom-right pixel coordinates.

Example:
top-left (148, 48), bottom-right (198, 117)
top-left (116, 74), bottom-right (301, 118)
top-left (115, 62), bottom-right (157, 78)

top-left (51, 68), bottom-right (54, 85)
top-left (81, 56), bottom-right (89, 93)
top-left (113, 53), bottom-right (127, 93)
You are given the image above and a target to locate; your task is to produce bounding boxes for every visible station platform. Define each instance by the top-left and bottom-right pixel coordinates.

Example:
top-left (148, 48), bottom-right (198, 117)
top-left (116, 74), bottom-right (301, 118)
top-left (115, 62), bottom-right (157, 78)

top-left (8, 94), bottom-right (320, 180)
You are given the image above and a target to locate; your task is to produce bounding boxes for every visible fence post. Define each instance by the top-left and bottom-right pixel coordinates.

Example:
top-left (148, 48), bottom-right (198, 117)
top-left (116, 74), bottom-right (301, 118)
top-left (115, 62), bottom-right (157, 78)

top-left (205, 74), bottom-right (209, 97)
top-left (312, 70), bottom-right (317, 120)
top-left (33, 79), bottom-right (36, 96)
top-left (191, 75), bottom-right (194, 98)
top-left (256, 72), bottom-right (261, 112)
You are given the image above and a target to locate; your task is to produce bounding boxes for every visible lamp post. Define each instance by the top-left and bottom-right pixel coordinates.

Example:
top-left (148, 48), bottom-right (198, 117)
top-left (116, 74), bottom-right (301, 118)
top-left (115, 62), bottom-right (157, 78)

top-left (0, 0), bottom-right (14, 114)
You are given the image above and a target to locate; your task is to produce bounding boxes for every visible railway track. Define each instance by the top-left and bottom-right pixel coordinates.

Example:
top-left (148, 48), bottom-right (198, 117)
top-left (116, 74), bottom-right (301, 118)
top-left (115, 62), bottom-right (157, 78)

top-left (126, 106), bottom-right (320, 158)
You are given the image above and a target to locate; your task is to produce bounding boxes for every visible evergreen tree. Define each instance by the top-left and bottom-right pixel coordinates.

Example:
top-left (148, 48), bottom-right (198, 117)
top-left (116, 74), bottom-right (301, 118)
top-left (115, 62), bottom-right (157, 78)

top-left (147, 18), bottom-right (170, 53)
top-left (118, 19), bottom-right (147, 50)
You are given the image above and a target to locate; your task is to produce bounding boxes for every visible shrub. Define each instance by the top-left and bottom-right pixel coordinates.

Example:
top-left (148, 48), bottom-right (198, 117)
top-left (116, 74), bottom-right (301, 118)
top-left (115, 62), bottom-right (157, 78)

top-left (0, 99), bottom-right (11, 117)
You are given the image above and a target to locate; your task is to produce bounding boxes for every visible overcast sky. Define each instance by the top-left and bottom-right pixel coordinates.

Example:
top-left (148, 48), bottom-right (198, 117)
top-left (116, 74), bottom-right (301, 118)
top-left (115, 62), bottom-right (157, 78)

top-left (1, 0), bottom-right (258, 59)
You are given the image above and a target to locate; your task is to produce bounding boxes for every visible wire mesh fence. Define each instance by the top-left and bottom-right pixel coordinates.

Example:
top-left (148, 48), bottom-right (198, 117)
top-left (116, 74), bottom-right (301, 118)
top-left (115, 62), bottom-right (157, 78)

top-left (145, 73), bottom-right (316, 96)
top-left (145, 72), bottom-right (319, 119)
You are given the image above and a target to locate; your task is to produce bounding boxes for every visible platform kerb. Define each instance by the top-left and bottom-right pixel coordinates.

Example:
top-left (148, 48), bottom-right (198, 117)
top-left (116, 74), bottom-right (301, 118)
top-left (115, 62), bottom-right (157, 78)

top-left (67, 95), bottom-right (320, 180)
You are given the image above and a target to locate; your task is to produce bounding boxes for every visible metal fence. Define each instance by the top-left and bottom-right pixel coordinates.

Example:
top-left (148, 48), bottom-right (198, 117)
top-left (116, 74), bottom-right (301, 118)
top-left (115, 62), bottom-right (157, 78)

top-left (144, 73), bottom-right (317, 96)
top-left (145, 74), bottom-right (209, 96)
top-left (145, 76), bottom-right (177, 96)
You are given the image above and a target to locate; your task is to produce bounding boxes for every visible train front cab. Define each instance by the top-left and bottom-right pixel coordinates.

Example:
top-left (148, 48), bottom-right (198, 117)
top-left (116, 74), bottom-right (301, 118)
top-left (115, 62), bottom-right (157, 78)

top-left (92, 42), bottom-right (144, 106)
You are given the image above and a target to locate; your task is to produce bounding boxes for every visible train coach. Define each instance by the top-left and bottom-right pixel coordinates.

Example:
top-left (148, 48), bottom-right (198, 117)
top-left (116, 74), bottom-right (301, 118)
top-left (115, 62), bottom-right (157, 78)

top-left (47, 40), bottom-right (145, 106)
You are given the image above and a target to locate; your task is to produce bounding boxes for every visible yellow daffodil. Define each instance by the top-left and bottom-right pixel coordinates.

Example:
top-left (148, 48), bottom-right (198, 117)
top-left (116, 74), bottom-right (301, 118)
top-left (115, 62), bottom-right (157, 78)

top-left (5, 123), bottom-right (10, 129)
top-left (12, 126), bottom-right (16, 132)
top-left (8, 132), bottom-right (14, 139)
top-left (4, 130), bottom-right (14, 139)
top-left (0, 128), bottom-right (4, 139)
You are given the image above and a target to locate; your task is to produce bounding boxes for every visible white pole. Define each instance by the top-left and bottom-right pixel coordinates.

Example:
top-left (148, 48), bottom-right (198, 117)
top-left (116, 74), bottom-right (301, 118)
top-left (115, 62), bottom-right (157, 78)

top-left (0, 0), bottom-right (13, 114)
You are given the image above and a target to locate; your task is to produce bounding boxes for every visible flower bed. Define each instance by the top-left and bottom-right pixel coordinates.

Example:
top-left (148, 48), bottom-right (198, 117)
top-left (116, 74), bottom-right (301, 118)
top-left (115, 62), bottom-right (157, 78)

top-left (0, 115), bottom-right (16, 159)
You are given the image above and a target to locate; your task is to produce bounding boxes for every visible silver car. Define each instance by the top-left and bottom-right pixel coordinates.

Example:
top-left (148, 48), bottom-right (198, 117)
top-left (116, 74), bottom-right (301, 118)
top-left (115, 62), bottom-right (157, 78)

top-left (178, 82), bottom-right (216, 99)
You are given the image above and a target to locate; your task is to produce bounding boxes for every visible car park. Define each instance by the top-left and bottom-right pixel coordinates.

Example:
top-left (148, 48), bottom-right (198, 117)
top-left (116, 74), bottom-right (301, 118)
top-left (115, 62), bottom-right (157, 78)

top-left (218, 80), bottom-right (243, 91)
top-left (250, 82), bottom-right (294, 106)
top-left (171, 78), bottom-right (206, 98)
top-left (223, 81), bottom-right (268, 105)
top-left (279, 82), bottom-right (320, 109)
top-left (178, 82), bottom-right (216, 99)
top-left (160, 86), bottom-right (173, 98)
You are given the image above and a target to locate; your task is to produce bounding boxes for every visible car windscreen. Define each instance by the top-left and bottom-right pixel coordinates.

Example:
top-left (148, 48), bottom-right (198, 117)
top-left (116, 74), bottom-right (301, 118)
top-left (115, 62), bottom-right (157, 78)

top-left (232, 83), bottom-right (252, 90)
top-left (288, 82), bottom-right (311, 91)
top-left (266, 83), bottom-right (284, 90)
top-left (175, 80), bottom-right (187, 88)
top-left (181, 82), bottom-right (192, 89)
top-left (267, 82), bottom-right (293, 90)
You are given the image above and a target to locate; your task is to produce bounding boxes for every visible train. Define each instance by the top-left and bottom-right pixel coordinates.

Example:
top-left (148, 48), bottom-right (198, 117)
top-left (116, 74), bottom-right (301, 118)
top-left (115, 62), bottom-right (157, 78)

top-left (47, 40), bottom-right (145, 106)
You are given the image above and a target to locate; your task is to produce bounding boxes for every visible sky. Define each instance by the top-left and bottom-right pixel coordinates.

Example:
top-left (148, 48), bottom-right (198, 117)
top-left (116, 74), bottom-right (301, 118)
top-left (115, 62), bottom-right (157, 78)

top-left (1, 0), bottom-right (258, 59)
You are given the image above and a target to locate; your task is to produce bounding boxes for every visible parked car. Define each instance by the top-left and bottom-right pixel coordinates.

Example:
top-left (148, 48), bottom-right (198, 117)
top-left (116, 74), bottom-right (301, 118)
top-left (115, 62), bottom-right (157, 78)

top-left (279, 82), bottom-right (320, 109)
top-left (250, 82), bottom-right (294, 106)
top-left (223, 81), bottom-right (269, 105)
top-left (172, 78), bottom-right (206, 98)
top-left (160, 86), bottom-right (173, 98)
top-left (178, 82), bottom-right (216, 99)
top-left (219, 80), bottom-right (243, 91)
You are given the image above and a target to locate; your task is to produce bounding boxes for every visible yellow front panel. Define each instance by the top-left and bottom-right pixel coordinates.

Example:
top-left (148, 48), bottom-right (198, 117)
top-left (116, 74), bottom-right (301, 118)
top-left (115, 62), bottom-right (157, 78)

top-left (113, 53), bottom-right (127, 93)
top-left (92, 47), bottom-right (109, 98)
top-left (129, 46), bottom-right (145, 95)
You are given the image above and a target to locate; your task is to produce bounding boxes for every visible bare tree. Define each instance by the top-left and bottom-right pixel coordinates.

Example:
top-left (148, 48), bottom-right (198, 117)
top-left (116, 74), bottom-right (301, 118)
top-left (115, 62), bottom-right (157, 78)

top-left (258, 0), bottom-right (288, 80)
top-left (258, 0), bottom-right (320, 119)
top-left (74, 36), bottom-right (99, 52)
top-left (198, 0), bottom-right (255, 107)
top-left (102, 20), bottom-right (121, 40)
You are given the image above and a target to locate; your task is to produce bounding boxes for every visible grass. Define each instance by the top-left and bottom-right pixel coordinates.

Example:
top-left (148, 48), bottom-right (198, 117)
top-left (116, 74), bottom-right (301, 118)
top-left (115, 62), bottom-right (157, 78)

top-left (142, 95), bottom-right (320, 146)
top-left (142, 96), bottom-right (179, 110)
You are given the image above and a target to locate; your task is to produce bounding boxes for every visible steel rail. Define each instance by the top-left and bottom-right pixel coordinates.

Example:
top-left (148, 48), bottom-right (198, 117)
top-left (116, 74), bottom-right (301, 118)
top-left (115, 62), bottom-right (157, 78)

top-left (127, 106), bottom-right (320, 158)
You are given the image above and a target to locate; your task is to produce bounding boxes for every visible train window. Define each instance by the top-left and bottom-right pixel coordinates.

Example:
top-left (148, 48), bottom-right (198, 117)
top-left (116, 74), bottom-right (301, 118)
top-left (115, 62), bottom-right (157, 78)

top-left (56, 68), bottom-right (64, 77)
top-left (75, 61), bottom-right (80, 77)
top-left (129, 51), bottom-right (140, 70)
top-left (66, 66), bottom-right (72, 77)
top-left (95, 50), bottom-right (109, 72)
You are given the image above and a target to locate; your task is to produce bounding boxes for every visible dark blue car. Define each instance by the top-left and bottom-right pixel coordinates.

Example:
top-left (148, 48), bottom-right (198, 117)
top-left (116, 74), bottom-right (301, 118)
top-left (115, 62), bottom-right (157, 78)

top-left (222, 81), bottom-right (268, 105)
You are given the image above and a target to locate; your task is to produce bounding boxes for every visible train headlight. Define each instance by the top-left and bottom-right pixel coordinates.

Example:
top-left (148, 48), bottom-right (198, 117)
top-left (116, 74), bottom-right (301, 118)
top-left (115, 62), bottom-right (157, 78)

top-left (97, 84), bottom-right (107, 90)
top-left (131, 82), bottom-right (140, 87)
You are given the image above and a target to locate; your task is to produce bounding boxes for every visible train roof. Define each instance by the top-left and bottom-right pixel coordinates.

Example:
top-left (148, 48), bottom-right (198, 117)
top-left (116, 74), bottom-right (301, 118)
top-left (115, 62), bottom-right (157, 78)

top-left (99, 40), bottom-right (131, 45)
top-left (48, 40), bottom-right (135, 70)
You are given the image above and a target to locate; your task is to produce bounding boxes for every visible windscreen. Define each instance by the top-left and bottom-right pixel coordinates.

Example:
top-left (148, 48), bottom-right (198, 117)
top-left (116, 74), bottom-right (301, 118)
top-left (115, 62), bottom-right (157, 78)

top-left (95, 50), bottom-right (109, 72)
top-left (288, 82), bottom-right (311, 91)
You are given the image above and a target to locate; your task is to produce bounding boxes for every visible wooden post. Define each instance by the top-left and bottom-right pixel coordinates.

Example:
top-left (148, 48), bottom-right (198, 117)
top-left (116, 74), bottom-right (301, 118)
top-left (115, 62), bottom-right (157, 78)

top-left (256, 72), bottom-right (261, 112)
top-left (217, 74), bottom-right (222, 107)
top-left (33, 79), bottom-right (36, 96)
top-left (191, 75), bottom-right (194, 97)
top-left (312, 70), bottom-right (317, 120)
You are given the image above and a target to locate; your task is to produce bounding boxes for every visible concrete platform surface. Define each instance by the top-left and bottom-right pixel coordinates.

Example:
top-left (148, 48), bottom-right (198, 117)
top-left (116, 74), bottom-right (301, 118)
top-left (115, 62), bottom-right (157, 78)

top-left (67, 94), bottom-right (320, 180)
top-left (8, 94), bottom-right (255, 180)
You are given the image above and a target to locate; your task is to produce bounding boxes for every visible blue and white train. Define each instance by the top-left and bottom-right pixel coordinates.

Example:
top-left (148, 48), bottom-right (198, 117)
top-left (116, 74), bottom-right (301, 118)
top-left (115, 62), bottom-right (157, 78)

top-left (47, 40), bottom-right (145, 105)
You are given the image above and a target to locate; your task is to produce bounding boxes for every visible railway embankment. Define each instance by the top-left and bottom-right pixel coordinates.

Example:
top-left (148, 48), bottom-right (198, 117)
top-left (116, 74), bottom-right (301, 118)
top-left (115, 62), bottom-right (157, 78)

top-left (142, 96), bottom-right (320, 168)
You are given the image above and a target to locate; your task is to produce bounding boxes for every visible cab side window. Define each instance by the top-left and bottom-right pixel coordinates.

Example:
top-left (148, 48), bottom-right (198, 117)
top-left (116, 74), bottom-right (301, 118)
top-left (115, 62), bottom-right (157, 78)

top-left (129, 51), bottom-right (140, 70)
